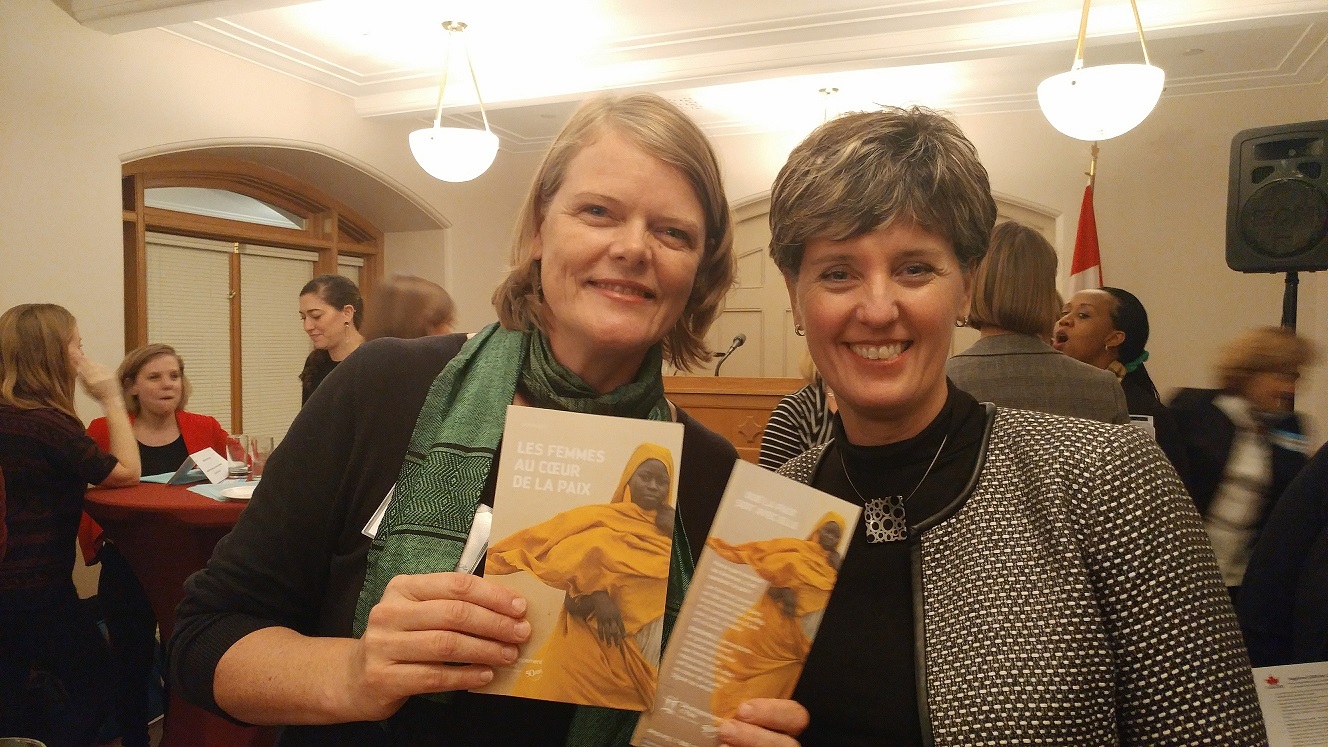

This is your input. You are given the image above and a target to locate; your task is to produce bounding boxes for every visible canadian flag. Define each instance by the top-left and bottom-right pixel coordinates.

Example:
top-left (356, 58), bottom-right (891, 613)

top-left (1068, 183), bottom-right (1102, 294)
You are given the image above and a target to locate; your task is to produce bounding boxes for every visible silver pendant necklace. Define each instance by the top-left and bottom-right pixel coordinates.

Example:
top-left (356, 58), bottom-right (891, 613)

top-left (839, 433), bottom-right (949, 543)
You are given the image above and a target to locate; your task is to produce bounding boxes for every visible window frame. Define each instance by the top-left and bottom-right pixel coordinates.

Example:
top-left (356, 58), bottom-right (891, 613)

top-left (122, 153), bottom-right (383, 432)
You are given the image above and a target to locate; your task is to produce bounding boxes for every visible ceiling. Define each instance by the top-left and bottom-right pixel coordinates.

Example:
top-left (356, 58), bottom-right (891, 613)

top-left (70, 0), bottom-right (1328, 153)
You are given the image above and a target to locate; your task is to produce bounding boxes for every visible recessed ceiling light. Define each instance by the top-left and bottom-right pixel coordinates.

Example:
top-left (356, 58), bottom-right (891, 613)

top-left (1182, 48), bottom-right (1204, 56)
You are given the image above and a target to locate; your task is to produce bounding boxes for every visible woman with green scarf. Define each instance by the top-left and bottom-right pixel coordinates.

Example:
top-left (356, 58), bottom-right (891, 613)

top-left (168, 94), bottom-right (793, 745)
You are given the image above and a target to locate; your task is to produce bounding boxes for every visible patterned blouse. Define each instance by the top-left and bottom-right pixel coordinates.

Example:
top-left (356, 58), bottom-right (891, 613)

top-left (779, 406), bottom-right (1266, 745)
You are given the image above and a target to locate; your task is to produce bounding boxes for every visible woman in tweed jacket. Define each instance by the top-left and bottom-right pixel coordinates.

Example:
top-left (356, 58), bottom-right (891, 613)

top-left (721, 108), bottom-right (1266, 747)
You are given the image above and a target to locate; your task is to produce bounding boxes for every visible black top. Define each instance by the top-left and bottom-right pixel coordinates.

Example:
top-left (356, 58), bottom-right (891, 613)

top-left (1120, 377), bottom-right (1190, 482)
top-left (0, 405), bottom-right (117, 594)
top-left (171, 334), bottom-right (738, 746)
top-left (793, 384), bottom-right (986, 746)
top-left (1238, 442), bottom-right (1328, 666)
top-left (140, 434), bottom-right (189, 476)
top-left (1169, 387), bottom-right (1307, 520)
top-left (299, 349), bottom-right (340, 404)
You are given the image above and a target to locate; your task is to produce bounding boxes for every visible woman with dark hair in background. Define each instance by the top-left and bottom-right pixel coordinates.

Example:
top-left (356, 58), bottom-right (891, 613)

top-left (362, 274), bottom-right (457, 341)
top-left (947, 221), bottom-right (1128, 424)
top-left (1054, 286), bottom-right (1188, 476)
top-left (1171, 326), bottom-right (1318, 595)
top-left (0, 303), bottom-right (140, 746)
top-left (298, 274), bottom-right (365, 403)
top-left (83, 343), bottom-right (229, 747)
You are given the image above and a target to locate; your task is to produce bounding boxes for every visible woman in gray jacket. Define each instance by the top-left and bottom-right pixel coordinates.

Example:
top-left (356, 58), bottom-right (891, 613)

top-left (721, 106), bottom-right (1266, 747)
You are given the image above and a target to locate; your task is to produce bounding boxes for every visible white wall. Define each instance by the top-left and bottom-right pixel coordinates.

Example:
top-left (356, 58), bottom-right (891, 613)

top-left (0, 0), bottom-right (537, 417)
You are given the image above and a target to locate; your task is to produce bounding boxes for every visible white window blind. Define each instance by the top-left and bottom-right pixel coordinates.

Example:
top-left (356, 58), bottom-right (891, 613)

top-left (337, 256), bottom-right (363, 288)
top-left (240, 245), bottom-right (316, 443)
top-left (145, 233), bottom-right (233, 431)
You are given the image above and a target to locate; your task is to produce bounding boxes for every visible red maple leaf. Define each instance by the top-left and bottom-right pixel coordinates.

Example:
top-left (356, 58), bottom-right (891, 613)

top-left (1266, 677), bottom-right (1279, 686)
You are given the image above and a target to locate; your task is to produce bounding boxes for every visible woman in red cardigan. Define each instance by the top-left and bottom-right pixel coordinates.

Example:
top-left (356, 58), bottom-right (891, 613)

top-left (85, 343), bottom-right (227, 747)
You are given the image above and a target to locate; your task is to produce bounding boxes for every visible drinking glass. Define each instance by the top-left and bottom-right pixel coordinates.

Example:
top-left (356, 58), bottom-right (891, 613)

top-left (225, 433), bottom-right (250, 479)
top-left (248, 435), bottom-right (275, 479)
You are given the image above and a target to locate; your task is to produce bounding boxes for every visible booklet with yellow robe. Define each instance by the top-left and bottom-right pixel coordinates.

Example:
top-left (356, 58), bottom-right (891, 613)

top-left (478, 405), bottom-right (685, 710)
top-left (632, 460), bottom-right (860, 747)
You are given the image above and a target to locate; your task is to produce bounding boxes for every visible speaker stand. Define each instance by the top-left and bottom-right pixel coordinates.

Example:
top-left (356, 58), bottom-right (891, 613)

top-left (1281, 270), bottom-right (1299, 331)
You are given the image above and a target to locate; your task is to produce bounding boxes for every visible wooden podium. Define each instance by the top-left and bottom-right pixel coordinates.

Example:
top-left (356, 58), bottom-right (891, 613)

top-left (664, 376), bottom-right (803, 463)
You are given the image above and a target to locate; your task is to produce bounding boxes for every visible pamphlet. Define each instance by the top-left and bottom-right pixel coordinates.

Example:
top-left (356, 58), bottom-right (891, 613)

top-left (1128, 414), bottom-right (1156, 441)
top-left (1253, 661), bottom-right (1328, 746)
top-left (478, 405), bottom-right (685, 710)
top-left (166, 447), bottom-right (227, 485)
top-left (632, 460), bottom-right (860, 747)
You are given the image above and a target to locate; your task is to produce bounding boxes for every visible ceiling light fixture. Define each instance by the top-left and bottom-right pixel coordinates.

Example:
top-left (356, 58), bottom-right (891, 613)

top-left (1036, 0), bottom-right (1165, 141)
top-left (409, 21), bottom-right (499, 182)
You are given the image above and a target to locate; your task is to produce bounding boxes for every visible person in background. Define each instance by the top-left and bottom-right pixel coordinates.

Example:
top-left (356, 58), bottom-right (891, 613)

top-left (83, 343), bottom-right (228, 747)
top-left (168, 93), bottom-right (763, 745)
top-left (755, 106), bottom-right (1263, 745)
top-left (298, 274), bottom-right (364, 403)
top-left (758, 350), bottom-right (836, 470)
top-left (1170, 326), bottom-right (1318, 595)
top-left (947, 221), bottom-right (1129, 424)
top-left (1054, 287), bottom-right (1188, 475)
top-left (0, 303), bottom-right (140, 746)
top-left (1238, 441), bottom-right (1328, 666)
top-left (362, 274), bottom-right (457, 341)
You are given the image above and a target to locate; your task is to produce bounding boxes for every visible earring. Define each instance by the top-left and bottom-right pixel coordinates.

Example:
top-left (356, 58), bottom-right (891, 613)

top-left (955, 317), bottom-right (968, 327)
top-left (794, 324), bottom-right (806, 337)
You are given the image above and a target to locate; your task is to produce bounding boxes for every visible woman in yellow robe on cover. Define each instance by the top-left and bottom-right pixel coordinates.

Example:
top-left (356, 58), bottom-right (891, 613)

top-left (707, 512), bottom-right (845, 719)
top-left (485, 442), bottom-right (676, 711)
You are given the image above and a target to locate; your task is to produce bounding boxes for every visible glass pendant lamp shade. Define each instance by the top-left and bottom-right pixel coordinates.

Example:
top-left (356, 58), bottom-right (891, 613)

top-left (409, 126), bottom-right (499, 182)
top-left (411, 21), bottom-right (498, 183)
top-left (1037, 0), bottom-right (1164, 141)
top-left (1037, 63), bottom-right (1164, 141)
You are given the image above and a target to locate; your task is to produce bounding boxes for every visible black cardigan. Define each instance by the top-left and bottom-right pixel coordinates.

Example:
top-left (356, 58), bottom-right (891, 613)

top-left (1169, 387), bottom-right (1307, 522)
top-left (170, 334), bottom-right (737, 746)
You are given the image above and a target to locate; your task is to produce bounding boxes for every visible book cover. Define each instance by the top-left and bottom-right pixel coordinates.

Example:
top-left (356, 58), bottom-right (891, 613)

top-left (478, 405), bottom-right (685, 710)
top-left (632, 460), bottom-right (860, 746)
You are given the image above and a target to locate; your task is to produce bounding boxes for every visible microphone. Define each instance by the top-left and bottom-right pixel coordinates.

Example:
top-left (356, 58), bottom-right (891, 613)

top-left (713, 333), bottom-right (747, 376)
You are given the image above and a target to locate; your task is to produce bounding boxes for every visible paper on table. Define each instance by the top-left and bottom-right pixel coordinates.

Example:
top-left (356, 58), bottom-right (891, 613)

top-left (188, 479), bottom-right (258, 501)
top-left (1253, 661), bottom-right (1328, 746)
top-left (162, 448), bottom-right (228, 485)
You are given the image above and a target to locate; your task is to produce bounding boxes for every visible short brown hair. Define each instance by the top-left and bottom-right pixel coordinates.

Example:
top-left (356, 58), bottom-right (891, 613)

top-left (0, 303), bottom-right (79, 419)
top-left (363, 274), bottom-right (456, 341)
top-left (968, 221), bottom-right (1060, 336)
top-left (492, 93), bottom-right (735, 371)
top-left (769, 107), bottom-right (996, 277)
top-left (1216, 326), bottom-right (1319, 393)
top-left (117, 343), bottom-right (191, 416)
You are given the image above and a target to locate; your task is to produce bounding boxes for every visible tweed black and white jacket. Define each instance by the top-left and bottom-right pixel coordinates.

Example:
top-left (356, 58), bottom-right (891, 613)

top-left (780, 406), bottom-right (1267, 746)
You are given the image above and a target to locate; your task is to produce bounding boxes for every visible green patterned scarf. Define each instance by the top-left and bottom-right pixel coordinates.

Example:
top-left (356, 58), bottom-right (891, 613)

top-left (354, 323), bottom-right (690, 745)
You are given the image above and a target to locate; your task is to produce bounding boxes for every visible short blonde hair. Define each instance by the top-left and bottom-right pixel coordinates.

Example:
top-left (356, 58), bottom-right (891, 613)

top-left (968, 221), bottom-right (1060, 335)
top-left (1216, 327), bottom-right (1319, 393)
top-left (117, 344), bottom-right (191, 416)
top-left (363, 274), bottom-right (456, 341)
top-left (770, 107), bottom-right (996, 277)
top-left (492, 93), bottom-right (735, 371)
top-left (0, 303), bottom-right (79, 419)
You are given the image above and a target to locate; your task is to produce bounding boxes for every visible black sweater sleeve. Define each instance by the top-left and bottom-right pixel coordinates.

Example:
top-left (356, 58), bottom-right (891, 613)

top-left (169, 334), bottom-right (467, 719)
top-left (169, 334), bottom-right (739, 722)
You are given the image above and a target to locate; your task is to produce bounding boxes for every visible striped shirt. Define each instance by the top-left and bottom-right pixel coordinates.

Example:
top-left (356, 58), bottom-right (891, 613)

top-left (758, 379), bottom-right (834, 471)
